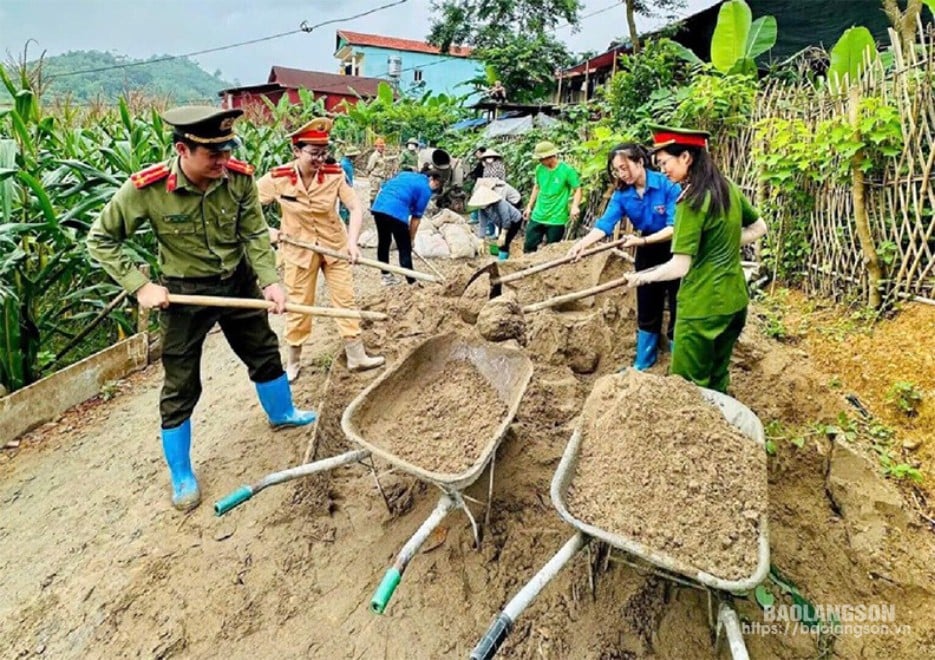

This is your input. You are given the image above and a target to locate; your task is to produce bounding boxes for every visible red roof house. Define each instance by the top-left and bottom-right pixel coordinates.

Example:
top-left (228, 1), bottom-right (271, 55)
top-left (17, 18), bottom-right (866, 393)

top-left (219, 66), bottom-right (387, 114)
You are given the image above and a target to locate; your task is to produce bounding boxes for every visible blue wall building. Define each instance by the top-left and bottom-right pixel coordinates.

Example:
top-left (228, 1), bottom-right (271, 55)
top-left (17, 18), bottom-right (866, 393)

top-left (334, 30), bottom-right (482, 98)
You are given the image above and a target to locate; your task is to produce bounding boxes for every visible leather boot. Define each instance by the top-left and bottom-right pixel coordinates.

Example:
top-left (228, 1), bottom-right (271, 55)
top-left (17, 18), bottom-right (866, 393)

top-left (345, 338), bottom-right (385, 372)
top-left (161, 419), bottom-right (201, 511)
top-left (285, 344), bottom-right (302, 382)
top-left (255, 374), bottom-right (317, 428)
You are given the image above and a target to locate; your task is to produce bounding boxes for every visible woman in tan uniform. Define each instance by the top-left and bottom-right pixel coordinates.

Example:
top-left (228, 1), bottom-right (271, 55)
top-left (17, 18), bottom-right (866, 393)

top-left (257, 118), bottom-right (384, 381)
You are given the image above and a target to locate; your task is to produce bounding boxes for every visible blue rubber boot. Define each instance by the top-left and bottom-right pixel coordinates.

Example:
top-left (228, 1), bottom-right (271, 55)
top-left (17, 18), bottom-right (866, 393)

top-left (633, 330), bottom-right (659, 371)
top-left (468, 210), bottom-right (479, 225)
top-left (161, 419), bottom-right (201, 512)
top-left (255, 373), bottom-right (317, 428)
top-left (498, 249), bottom-right (509, 261)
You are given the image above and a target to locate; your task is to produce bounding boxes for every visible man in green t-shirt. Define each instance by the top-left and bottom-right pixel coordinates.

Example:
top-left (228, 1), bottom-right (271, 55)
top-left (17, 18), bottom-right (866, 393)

top-left (522, 141), bottom-right (582, 253)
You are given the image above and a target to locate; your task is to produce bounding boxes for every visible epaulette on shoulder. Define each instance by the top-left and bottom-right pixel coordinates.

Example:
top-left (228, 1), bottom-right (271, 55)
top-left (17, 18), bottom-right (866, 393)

top-left (320, 164), bottom-right (344, 176)
top-left (130, 163), bottom-right (171, 189)
top-left (225, 158), bottom-right (255, 176)
top-left (270, 164), bottom-right (296, 179)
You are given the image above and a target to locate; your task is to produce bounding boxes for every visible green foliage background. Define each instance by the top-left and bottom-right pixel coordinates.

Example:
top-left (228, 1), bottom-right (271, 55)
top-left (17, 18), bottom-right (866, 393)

top-left (2, 51), bottom-right (232, 104)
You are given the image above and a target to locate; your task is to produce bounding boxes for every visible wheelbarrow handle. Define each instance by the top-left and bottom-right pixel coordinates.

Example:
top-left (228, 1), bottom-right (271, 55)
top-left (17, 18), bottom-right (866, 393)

top-left (214, 486), bottom-right (254, 515)
top-left (370, 568), bottom-right (402, 614)
top-left (470, 613), bottom-right (513, 660)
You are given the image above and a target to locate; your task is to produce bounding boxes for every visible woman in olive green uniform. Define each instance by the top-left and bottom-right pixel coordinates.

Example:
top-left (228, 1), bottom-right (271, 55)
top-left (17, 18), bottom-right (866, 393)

top-left (624, 126), bottom-right (768, 393)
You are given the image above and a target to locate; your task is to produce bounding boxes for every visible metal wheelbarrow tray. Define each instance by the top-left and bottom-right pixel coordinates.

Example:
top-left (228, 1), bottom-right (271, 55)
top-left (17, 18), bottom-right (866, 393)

top-left (343, 332), bottom-right (534, 613)
top-left (341, 332), bottom-right (534, 492)
top-left (215, 332), bottom-right (533, 615)
top-left (471, 386), bottom-right (770, 660)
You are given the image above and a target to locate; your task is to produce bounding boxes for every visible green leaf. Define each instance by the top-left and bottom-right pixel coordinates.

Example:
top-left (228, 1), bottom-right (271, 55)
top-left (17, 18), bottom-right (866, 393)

top-left (671, 42), bottom-right (703, 66)
top-left (729, 58), bottom-right (758, 76)
top-left (377, 81), bottom-right (395, 106)
top-left (829, 27), bottom-right (878, 90)
top-left (924, 0), bottom-right (935, 15)
top-left (711, 0), bottom-right (752, 73)
top-left (755, 584), bottom-right (776, 608)
top-left (746, 15), bottom-right (777, 59)
top-left (15, 170), bottom-right (58, 225)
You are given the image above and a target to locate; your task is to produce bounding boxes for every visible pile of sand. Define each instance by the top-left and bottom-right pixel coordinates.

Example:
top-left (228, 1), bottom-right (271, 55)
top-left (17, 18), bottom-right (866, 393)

top-left (565, 370), bottom-right (768, 581)
top-left (351, 359), bottom-right (507, 474)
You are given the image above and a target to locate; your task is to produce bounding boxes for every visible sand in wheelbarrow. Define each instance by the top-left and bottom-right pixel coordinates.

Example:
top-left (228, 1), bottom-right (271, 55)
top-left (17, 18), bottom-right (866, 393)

top-left (354, 358), bottom-right (508, 474)
top-left (565, 369), bottom-right (768, 581)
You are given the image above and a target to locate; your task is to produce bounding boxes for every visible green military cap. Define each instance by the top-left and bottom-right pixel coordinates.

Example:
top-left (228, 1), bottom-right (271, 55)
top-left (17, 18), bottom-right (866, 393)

top-left (343, 147), bottom-right (361, 157)
top-left (648, 124), bottom-right (711, 150)
top-left (406, 138), bottom-right (420, 146)
top-left (163, 105), bottom-right (243, 151)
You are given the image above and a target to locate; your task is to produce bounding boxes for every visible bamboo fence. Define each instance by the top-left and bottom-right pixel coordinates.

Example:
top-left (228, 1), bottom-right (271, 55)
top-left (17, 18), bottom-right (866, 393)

top-left (714, 24), bottom-right (935, 306)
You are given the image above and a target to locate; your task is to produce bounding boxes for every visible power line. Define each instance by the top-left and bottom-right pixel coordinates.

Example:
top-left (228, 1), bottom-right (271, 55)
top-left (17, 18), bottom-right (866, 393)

top-left (219, 1), bottom-right (626, 99)
top-left (49, 0), bottom-right (408, 79)
top-left (554, 1), bottom-right (623, 31)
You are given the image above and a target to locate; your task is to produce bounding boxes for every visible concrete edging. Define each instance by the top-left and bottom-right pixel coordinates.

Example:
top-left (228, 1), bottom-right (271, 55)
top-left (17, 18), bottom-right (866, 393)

top-left (1, 333), bottom-right (149, 443)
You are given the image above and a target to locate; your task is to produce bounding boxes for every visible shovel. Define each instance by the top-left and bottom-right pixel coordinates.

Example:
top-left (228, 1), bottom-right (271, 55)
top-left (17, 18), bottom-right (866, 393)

top-left (461, 237), bottom-right (630, 299)
top-left (522, 275), bottom-right (631, 313)
top-left (167, 294), bottom-right (388, 321)
top-left (279, 235), bottom-right (440, 284)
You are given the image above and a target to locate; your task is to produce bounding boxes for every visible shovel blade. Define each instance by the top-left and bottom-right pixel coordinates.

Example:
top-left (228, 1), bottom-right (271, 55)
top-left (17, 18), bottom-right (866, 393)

top-left (460, 261), bottom-right (501, 299)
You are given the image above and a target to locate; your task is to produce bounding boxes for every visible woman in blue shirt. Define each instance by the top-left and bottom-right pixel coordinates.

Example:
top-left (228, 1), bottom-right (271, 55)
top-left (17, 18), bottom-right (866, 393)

top-left (352, 169), bottom-right (442, 285)
top-left (568, 143), bottom-right (681, 370)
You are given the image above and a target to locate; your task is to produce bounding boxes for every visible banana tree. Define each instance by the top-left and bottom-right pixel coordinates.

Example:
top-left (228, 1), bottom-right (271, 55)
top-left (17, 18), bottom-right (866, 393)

top-left (710, 0), bottom-right (777, 75)
top-left (674, 0), bottom-right (777, 74)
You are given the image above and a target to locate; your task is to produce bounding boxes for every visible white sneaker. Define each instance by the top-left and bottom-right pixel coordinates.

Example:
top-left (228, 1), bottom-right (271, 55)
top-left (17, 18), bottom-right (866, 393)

top-left (381, 273), bottom-right (398, 286)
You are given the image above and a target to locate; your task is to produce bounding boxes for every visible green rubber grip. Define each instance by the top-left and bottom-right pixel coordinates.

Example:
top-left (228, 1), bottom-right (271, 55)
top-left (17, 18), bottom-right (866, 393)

top-left (214, 486), bottom-right (253, 516)
top-left (370, 568), bottom-right (402, 614)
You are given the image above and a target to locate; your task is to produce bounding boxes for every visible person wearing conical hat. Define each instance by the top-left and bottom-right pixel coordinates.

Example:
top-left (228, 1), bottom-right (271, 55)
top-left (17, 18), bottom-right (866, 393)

top-left (568, 142), bottom-right (682, 371)
top-left (624, 125), bottom-right (768, 394)
top-left (399, 138), bottom-right (420, 172)
top-left (257, 117), bottom-right (384, 382)
top-left (522, 140), bottom-right (582, 253)
top-left (468, 179), bottom-right (523, 261)
top-left (87, 105), bottom-right (316, 512)
top-left (366, 137), bottom-right (389, 203)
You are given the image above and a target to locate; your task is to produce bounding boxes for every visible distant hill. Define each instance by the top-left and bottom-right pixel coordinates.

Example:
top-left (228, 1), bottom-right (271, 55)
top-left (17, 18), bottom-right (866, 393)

top-left (4, 50), bottom-right (234, 103)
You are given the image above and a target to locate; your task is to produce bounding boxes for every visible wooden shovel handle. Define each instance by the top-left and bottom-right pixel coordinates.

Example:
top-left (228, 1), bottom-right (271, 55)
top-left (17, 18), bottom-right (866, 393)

top-left (494, 237), bottom-right (628, 285)
top-left (279, 235), bottom-right (440, 283)
top-left (521, 276), bottom-right (630, 313)
top-left (167, 294), bottom-right (387, 321)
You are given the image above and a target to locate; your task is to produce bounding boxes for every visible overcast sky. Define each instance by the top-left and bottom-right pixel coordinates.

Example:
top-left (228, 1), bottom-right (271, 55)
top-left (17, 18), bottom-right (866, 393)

top-left (0, 0), bottom-right (717, 85)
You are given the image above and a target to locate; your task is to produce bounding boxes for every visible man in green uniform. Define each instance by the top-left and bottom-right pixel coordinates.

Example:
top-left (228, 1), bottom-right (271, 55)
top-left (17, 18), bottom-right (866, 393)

top-left (523, 140), bottom-right (582, 253)
top-left (87, 106), bottom-right (316, 512)
top-left (399, 138), bottom-right (419, 172)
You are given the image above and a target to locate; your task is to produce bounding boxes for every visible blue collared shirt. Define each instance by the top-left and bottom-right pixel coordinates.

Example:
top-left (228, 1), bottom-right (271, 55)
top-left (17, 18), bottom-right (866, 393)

top-left (594, 170), bottom-right (681, 236)
top-left (370, 171), bottom-right (433, 224)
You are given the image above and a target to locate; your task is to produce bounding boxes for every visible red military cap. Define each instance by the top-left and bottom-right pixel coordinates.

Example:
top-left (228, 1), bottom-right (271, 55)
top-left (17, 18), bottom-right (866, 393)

top-left (649, 124), bottom-right (711, 150)
top-left (289, 117), bottom-right (333, 146)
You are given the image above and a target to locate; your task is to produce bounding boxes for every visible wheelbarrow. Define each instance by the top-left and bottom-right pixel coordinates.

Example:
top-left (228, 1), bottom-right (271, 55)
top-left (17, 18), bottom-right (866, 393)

top-left (214, 332), bottom-right (533, 615)
top-left (470, 385), bottom-right (770, 660)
